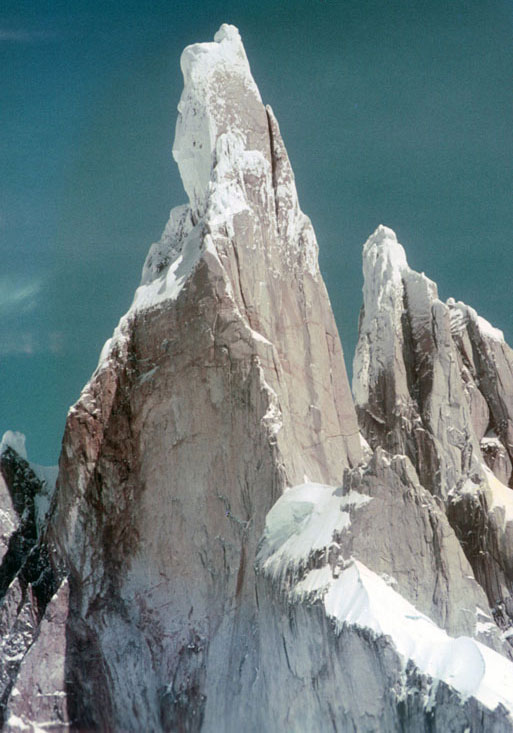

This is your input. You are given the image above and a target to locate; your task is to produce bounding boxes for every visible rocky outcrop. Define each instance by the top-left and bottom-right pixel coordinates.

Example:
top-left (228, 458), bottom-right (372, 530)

top-left (353, 225), bottom-right (513, 622)
top-left (334, 449), bottom-right (501, 643)
top-left (2, 580), bottom-right (69, 731)
top-left (450, 300), bottom-right (513, 487)
top-left (0, 440), bottom-right (41, 588)
top-left (0, 436), bottom-right (60, 728)
top-left (353, 225), bottom-right (482, 500)
top-left (253, 571), bottom-right (513, 733)
top-left (2, 24), bottom-right (513, 733)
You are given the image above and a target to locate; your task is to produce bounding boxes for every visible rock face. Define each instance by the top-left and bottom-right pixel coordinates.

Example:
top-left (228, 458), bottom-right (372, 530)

top-left (2, 23), bottom-right (513, 733)
top-left (49, 23), bottom-right (361, 732)
top-left (353, 225), bottom-right (513, 625)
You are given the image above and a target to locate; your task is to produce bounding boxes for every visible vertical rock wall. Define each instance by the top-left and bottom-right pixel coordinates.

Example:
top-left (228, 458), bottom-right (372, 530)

top-left (45, 24), bottom-right (361, 731)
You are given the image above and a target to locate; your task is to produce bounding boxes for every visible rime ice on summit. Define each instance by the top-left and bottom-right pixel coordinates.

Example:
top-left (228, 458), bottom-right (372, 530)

top-left (1, 24), bottom-right (513, 733)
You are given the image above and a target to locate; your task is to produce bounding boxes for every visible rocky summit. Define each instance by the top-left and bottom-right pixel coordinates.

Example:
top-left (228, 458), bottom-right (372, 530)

top-left (2, 24), bottom-right (513, 732)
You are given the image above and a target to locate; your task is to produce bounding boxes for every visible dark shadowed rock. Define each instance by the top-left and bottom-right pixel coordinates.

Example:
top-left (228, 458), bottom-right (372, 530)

top-left (0, 437), bottom-right (60, 728)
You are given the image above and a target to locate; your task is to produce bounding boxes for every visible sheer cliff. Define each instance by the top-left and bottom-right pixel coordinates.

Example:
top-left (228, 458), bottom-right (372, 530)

top-left (1, 24), bottom-right (513, 733)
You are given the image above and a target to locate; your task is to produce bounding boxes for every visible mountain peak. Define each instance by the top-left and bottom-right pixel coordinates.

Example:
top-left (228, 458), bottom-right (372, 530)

top-left (0, 430), bottom-right (27, 460)
top-left (362, 224), bottom-right (408, 277)
top-left (368, 223), bottom-right (398, 243)
top-left (213, 22), bottom-right (242, 44)
top-left (173, 24), bottom-right (266, 215)
top-left (4, 25), bottom-right (513, 733)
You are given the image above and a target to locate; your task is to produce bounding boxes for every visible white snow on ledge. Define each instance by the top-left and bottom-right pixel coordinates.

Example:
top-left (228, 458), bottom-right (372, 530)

top-left (91, 219), bottom-right (208, 376)
top-left (259, 479), bottom-right (513, 718)
top-left (130, 222), bottom-right (204, 313)
top-left (447, 298), bottom-right (505, 344)
top-left (456, 464), bottom-right (513, 529)
top-left (258, 482), bottom-right (372, 576)
top-left (173, 23), bottom-right (261, 214)
top-left (293, 560), bottom-right (513, 717)
top-left (477, 314), bottom-right (505, 343)
top-left (483, 465), bottom-right (513, 527)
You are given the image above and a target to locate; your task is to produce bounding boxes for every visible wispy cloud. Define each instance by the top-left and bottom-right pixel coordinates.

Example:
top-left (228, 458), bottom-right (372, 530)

top-left (0, 331), bottom-right (35, 356)
top-left (0, 277), bottom-right (67, 356)
top-left (48, 331), bottom-right (65, 355)
top-left (0, 277), bottom-right (41, 315)
top-left (0, 329), bottom-right (66, 357)
top-left (0, 29), bottom-right (57, 43)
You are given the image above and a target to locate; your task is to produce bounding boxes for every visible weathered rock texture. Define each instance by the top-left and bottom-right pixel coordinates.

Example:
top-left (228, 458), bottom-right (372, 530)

top-left (353, 225), bottom-right (513, 625)
top-left (335, 449), bottom-right (500, 643)
top-left (48, 23), bottom-right (361, 731)
top-left (2, 24), bottom-right (513, 733)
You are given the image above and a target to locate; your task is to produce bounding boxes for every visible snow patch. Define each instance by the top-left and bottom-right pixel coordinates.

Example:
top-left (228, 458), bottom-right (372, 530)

top-left (173, 24), bottom-right (262, 213)
top-left (294, 565), bottom-right (333, 596)
top-left (131, 222), bottom-right (204, 313)
top-left (296, 560), bottom-right (513, 716)
top-left (477, 315), bottom-right (504, 343)
top-left (447, 299), bottom-right (470, 336)
top-left (260, 472), bottom-right (513, 717)
top-left (482, 465), bottom-right (513, 527)
top-left (249, 329), bottom-right (272, 346)
top-left (259, 482), bottom-right (371, 577)
top-left (481, 435), bottom-right (503, 448)
top-left (141, 205), bottom-right (193, 286)
top-left (451, 465), bottom-right (513, 530)
top-left (260, 380), bottom-right (282, 438)
top-left (93, 314), bottom-right (132, 375)
top-left (0, 431), bottom-right (27, 460)
top-left (476, 606), bottom-right (498, 636)
top-left (94, 211), bottom-right (205, 372)
top-left (4, 714), bottom-right (52, 733)
top-left (447, 298), bottom-right (504, 343)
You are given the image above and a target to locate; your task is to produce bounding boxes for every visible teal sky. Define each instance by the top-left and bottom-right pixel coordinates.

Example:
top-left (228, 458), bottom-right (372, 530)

top-left (2, 0), bottom-right (512, 464)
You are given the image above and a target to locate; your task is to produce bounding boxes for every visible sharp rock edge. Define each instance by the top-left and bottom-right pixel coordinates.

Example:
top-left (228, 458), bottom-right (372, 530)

top-left (1, 25), bottom-right (513, 733)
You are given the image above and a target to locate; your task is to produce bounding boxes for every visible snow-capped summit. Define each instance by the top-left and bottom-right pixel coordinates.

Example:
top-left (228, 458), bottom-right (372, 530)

top-left (26, 24), bottom-right (361, 731)
top-left (0, 430), bottom-right (27, 460)
top-left (173, 23), bottom-right (264, 215)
